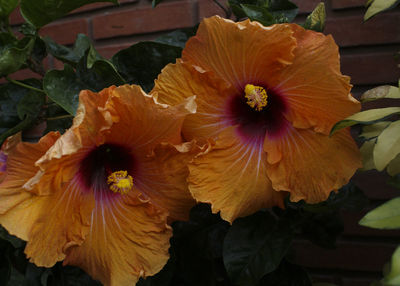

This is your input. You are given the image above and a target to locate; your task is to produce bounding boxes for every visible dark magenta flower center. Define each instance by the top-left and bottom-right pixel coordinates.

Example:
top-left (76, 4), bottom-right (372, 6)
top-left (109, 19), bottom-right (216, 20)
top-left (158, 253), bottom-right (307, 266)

top-left (78, 143), bottom-right (135, 197)
top-left (226, 84), bottom-right (288, 143)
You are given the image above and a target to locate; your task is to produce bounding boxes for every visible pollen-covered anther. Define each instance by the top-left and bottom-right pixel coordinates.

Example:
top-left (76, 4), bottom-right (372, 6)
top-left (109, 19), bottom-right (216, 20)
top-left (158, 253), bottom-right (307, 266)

top-left (107, 170), bottom-right (133, 195)
top-left (244, 84), bottom-right (268, 111)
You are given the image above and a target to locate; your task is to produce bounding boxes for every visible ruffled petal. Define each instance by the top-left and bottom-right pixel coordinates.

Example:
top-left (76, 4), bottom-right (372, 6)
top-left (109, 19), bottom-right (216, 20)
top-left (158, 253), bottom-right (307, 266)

top-left (182, 16), bottom-right (296, 91)
top-left (102, 84), bottom-right (196, 153)
top-left (35, 87), bottom-right (115, 172)
top-left (272, 24), bottom-right (360, 134)
top-left (24, 175), bottom-right (95, 267)
top-left (63, 192), bottom-right (171, 286)
top-left (264, 127), bottom-right (362, 203)
top-left (0, 132), bottom-right (60, 240)
top-left (136, 141), bottom-right (206, 222)
top-left (188, 128), bottom-right (286, 223)
top-left (152, 60), bottom-right (235, 142)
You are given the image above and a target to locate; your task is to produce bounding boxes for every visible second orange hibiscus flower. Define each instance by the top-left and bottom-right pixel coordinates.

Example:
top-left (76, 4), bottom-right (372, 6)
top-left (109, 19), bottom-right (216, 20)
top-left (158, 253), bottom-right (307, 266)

top-left (152, 16), bottom-right (362, 222)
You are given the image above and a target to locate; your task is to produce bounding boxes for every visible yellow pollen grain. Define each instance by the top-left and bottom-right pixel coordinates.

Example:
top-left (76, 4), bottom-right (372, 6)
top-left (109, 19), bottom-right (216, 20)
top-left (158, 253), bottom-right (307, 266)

top-left (107, 170), bottom-right (133, 195)
top-left (244, 84), bottom-right (268, 111)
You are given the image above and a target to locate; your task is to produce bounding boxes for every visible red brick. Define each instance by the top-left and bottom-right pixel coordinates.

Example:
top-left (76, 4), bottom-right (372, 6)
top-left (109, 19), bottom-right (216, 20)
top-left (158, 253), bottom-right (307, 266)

top-left (96, 43), bottom-right (134, 59)
top-left (332, 0), bottom-right (366, 10)
top-left (9, 7), bottom-right (24, 25)
top-left (198, 0), bottom-right (232, 20)
top-left (92, 1), bottom-right (196, 39)
top-left (341, 52), bottom-right (400, 85)
top-left (325, 12), bottom-right (400, 47)
top-left (71, 0), bottom-right (137, 14)
top-left (8, 69), bottom-right (41, 80)
top-left (291, 0), bottom-right (321, 14)
top-left (39, 19), bottom-right (89, 45)
top-left (292, 240), bottom-right (395, 272)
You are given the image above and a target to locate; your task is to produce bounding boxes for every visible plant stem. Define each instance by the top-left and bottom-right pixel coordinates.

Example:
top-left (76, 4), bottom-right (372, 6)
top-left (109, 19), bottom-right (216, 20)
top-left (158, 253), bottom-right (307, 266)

top-left (5, 76), bottom-right (46, 94)
top-left (46, 114), bottom-right (73, 121)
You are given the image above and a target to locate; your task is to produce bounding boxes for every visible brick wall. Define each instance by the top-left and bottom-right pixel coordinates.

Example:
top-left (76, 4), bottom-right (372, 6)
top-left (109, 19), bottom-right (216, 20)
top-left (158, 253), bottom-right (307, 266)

top-left (8, 0), bottom-right (400, 285)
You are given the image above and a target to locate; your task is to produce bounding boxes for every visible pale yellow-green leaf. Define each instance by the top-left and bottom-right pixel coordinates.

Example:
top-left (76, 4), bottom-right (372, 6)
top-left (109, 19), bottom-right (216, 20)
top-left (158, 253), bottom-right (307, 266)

top-left (360, 140), bottom-right (376, 171)
top-left (303, 3), bottom-right (326, 32)
top-left (361, 85), bottom-right (400, 102)
top-left (364, 0), bottom-right (400, 20)
top-left (359, 197), bottom-right (400, 229)
top-left (360, 121), bottom-right (391, 139)
top-left (388, 154), bottom-right (400, 176)
top-left (383, 246), bottom-right (400, 285)
top-left (330, 107), bottom-right (400, 135)
top-left (373, 120), bottom-right (400, 171)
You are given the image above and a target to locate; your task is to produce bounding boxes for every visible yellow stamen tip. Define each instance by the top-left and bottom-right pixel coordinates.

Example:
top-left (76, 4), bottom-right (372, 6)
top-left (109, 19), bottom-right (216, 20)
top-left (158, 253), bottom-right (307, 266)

top-left (244, 84), bottom-right (268, 111)
top-left (107, 170), bottom-right (133, 195)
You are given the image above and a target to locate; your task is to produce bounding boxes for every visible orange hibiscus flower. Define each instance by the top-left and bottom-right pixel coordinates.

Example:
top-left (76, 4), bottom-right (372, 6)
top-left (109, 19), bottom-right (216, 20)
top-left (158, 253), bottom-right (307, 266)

top-left (0, 84), bottom-right (199, 285)
top-left (152, 16), bottom-right (362, 223)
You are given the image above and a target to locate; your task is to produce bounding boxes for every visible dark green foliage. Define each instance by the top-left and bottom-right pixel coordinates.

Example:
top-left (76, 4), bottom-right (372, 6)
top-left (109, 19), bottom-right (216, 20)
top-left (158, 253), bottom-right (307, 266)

top-left (154, 26), bottom-right (198, 49)
top-left (20, 0), bottom-right (119, 28)
top-left (0, 0), bottom-right (19, 23)
top-left (0, 80), bottom-right (45, 144)
top-left (223, 211), bottom-right (293, 286)
top-left (228, 0), bottom-right (298, 24)
top-left (0, 35), bottom-right (35, 76)
top-left (43, 34), bottom-right (92, 67)
top-left (112, 42), bottom-right (182, 92)
top-left (43, 35), bottom-right (125, 115)
top-left (43, 64), bottom-right (86, 116)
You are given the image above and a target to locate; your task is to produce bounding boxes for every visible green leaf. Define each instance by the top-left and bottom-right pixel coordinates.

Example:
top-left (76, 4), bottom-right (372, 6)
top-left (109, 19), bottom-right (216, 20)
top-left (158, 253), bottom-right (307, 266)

top-left (387, 153), bottom-right (400, 176)
top-left (359, 197), bottom-right (400, 229)
top-left (0, 0), bottom-right (19, 21)
top-left (241, 4), bottom-right (275, 26)
top-left (364, 0), bottom-right (400, 21)
top-left (20, 0), bottom-right (119, 28)
top-left (373, 120), bottom-right (400, 171)
top-left (223, 211), bottom-right (293, 286)
top-left (44, 51), bottom-right (125, 115)
top-left (154, 27), bottom-right (198, 49)
top-left (330, 107), bottom-right (400, 135)
top-left (0, 80), bottom-right (45, 144)
top-left (112, 41), bottom-right (182, 92)
top-left (0, 35), bottom-right (35, 76)
top-left (43, 64), bottom-right (85, 115)
top-left (383, 246), bottom-right (400, 285)
top-left (17, 91), bottom-right (45, 121)
top-left (361, 85), bottom-right (400, 102)
top-left (266, 0), bottom-right (298, 23)
top-left (360, 139), bottom-right (376, 171)
top-left (42, 34), bottom-right (91, 66)
top-left (360, 121), bottom-right (391, 140)
top-left (303, 3), bottom-right (326, 32)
